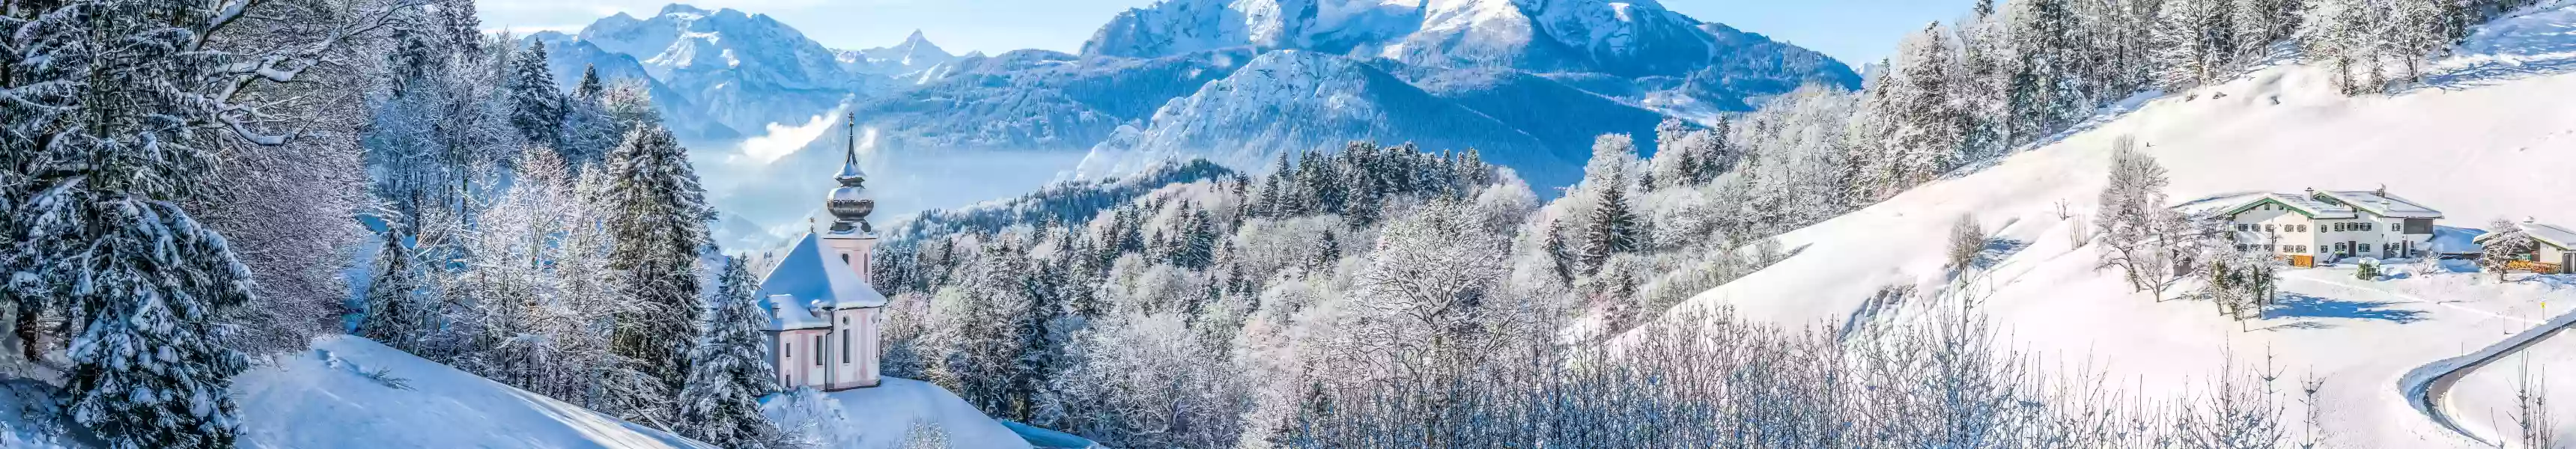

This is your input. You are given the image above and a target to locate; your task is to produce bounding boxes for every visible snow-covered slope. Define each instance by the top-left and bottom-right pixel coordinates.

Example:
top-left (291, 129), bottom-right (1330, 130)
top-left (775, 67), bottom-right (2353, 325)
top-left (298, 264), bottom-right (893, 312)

top-left (232, 337), bottom-right (711, 448)
top-left (765, 378), bottom-right (1031, 449)
top-left (1663, 3), bottom-right (2576, 446)
top-left (4, 337), bottom-right (708, 448)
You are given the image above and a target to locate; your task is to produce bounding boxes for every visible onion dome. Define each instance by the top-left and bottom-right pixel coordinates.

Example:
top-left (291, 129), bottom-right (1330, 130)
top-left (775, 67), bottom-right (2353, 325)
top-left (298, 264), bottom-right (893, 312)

top-left (826, 113), bottom-right (875, 233)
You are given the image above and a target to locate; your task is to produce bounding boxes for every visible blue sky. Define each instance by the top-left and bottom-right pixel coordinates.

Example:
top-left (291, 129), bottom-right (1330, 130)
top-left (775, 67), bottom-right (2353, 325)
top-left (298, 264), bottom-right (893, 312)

top-left (477, 0), bottom-right (1971, 65)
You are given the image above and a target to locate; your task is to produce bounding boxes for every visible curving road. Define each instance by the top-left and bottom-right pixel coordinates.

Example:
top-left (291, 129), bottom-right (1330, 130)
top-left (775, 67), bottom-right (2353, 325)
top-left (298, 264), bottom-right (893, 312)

top-left (2394, 294), bottom-right (2576, 446)
top-left (2281, 275), bottom-right (2575, 445)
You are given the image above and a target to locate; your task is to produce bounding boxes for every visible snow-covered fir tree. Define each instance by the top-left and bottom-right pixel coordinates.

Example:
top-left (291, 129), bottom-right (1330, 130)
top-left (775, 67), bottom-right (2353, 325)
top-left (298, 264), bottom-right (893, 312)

top-left (676, 257), bottom-right (786, 448)
top-left (576, 64), bottom-right (607, 101)
top-left (0, 0), bottom-right (416, 446)
top-left (598, 123), bottom-right (714, 424)
top-left (360, 225), bottom-right (431, 351)
top-left (508, 40), bottom-right (569, 148)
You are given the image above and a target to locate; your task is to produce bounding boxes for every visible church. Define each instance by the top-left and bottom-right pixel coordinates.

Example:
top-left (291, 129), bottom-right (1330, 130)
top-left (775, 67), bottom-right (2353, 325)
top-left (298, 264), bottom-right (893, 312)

top-left (754, 114), bottom-right (887, 391)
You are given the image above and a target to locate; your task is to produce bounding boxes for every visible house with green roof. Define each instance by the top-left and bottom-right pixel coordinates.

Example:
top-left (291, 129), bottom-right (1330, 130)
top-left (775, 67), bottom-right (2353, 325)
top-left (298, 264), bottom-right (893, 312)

top-left (2221, 187), bottom-right (2442, 266)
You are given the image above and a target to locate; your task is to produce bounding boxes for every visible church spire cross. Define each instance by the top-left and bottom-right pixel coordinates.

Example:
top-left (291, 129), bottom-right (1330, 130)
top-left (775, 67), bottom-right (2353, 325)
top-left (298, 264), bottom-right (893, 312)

top-left (835, 112), bottom-right (866, 186)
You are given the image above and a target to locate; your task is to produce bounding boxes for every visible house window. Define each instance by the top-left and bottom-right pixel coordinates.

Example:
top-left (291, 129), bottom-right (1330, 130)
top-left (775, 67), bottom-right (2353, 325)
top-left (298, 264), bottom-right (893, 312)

top-left (2358, 243), bottom-right (2371, 252)
top-left (2336, 242), bottom-right (2348, 252)
top-left (2265, 224), bottom-right (2276, 232)
top-left (2391, 223), bottom-right (2403, 232)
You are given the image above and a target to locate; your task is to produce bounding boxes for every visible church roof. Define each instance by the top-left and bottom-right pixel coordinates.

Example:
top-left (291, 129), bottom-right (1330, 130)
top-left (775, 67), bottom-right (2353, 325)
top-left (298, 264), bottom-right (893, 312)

top-left (755, 233), bottom-right (887, 332)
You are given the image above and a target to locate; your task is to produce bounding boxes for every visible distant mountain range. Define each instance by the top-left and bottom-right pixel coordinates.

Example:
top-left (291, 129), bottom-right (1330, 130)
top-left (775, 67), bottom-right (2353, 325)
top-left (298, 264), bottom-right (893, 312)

top-left (526, 1), bottom-right (1859, 245)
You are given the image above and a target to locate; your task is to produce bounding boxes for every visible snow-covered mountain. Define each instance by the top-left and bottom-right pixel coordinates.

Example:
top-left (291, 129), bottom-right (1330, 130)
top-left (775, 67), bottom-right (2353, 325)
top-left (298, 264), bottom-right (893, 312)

top-left (1054, 0), bottom-right (1851, 195)
top-left (526, 31), bottom-right (744, 142)
top-left (1081, 0), bottom-right (1428, 58)
top-left (1082, 0), bottom-right (1854, 81)
top-left (1076, 49), bottom-right (1577, 186)
top-left (837, 30), bottom-right (962, 77)
top-left (574, 4), bottom-right (879, 138)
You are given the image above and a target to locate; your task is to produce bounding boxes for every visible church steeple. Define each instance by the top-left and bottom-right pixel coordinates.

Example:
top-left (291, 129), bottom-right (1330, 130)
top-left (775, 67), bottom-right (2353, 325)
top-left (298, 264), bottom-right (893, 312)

top-left (825, 112), bottom-right (875, 233)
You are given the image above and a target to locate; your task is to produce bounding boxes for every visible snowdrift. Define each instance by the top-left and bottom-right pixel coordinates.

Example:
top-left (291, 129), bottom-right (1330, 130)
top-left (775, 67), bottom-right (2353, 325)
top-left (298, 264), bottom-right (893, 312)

top-left (765, 377), bottom-right (1033, 449)
top-left (232, 336), bottom-right (711, 449)
top-left (1666, 2), bottom-right (2576, 447)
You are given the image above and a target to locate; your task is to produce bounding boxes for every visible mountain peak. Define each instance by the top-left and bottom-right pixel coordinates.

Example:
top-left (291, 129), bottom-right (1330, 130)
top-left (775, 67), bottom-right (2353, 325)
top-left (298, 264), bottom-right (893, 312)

top-left (839, 29), bottom-right (956, 74)
top-left (657, 3), bottom-right (708, 16)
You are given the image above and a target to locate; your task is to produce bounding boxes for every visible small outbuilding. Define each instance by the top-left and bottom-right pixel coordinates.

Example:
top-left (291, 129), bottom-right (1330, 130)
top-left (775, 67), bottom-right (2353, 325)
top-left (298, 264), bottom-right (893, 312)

top-left (2473, 220), bottom-right (2576, 274)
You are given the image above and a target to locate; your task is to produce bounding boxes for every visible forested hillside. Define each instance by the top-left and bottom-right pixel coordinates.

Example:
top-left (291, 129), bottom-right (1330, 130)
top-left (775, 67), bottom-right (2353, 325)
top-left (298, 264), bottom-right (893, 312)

top-left (1, 0), bottom-right (787, 448)
top-left (867, 0), bottom-right (2565, 447)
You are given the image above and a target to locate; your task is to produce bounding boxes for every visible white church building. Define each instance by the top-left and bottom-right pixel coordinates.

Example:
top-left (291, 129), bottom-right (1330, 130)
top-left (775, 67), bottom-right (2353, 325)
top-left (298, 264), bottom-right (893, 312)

top-left (756, 116), bottom-right (887, 391)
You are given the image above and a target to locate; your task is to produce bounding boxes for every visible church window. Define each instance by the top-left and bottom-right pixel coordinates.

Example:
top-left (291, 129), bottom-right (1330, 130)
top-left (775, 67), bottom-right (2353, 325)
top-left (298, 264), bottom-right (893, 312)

top-left (813, 335), bottom-right (824, 365)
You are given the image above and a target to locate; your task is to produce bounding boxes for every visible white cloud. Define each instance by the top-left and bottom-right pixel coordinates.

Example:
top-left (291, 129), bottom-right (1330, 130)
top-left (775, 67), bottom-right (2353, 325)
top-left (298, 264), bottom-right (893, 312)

top-left (737, 109), bottom-right (845, 164)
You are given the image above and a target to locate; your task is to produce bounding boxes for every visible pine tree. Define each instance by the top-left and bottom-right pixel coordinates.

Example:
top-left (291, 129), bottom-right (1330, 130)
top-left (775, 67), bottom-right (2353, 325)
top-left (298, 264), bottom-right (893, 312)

top-left (1545, 219), bottom-right (1577, 282)
top-left (361, 226), bottom-right (428, 351)
top-left (1578, 174), bottom-right (1642, 275)
top-left (676, 257), bottom-right (786, 448)
top-left (576, 64), bottom-right (607, 101)
top-left (1884, 24), bottom-right (1968, 190)
top-left (600, 124), bottom-right (714, 421)
top-left (1176, 208), bottom-right (1218, 269)
top-left (509, 41), bottom-right (568, 147)
top-left (53, 200), bottom-right (257, 449)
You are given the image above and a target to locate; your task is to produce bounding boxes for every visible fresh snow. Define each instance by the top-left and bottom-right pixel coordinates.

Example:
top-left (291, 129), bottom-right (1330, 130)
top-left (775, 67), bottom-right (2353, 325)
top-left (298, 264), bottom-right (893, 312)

top-left (765, 378), bottom-right (1032, 449)
top-left (231, 337), bottom-right (713, 448)
top-left (1663, 1), bottom-right (2576, 446)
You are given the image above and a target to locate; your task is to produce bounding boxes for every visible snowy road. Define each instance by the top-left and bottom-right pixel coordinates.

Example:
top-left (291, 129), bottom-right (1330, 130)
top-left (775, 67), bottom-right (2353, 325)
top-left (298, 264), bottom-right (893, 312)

top-left (2379, 284), bottom-right (2576, 446)
top-left (2277, 275), bottom-right (2574, 445)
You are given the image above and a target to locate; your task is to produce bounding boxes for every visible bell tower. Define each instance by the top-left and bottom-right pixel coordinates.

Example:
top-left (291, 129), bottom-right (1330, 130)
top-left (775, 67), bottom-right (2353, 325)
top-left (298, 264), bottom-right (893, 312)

top-left (820, 113), bottom-right (884, 389)
top-left (821, 112), bottom-right (878, 282)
